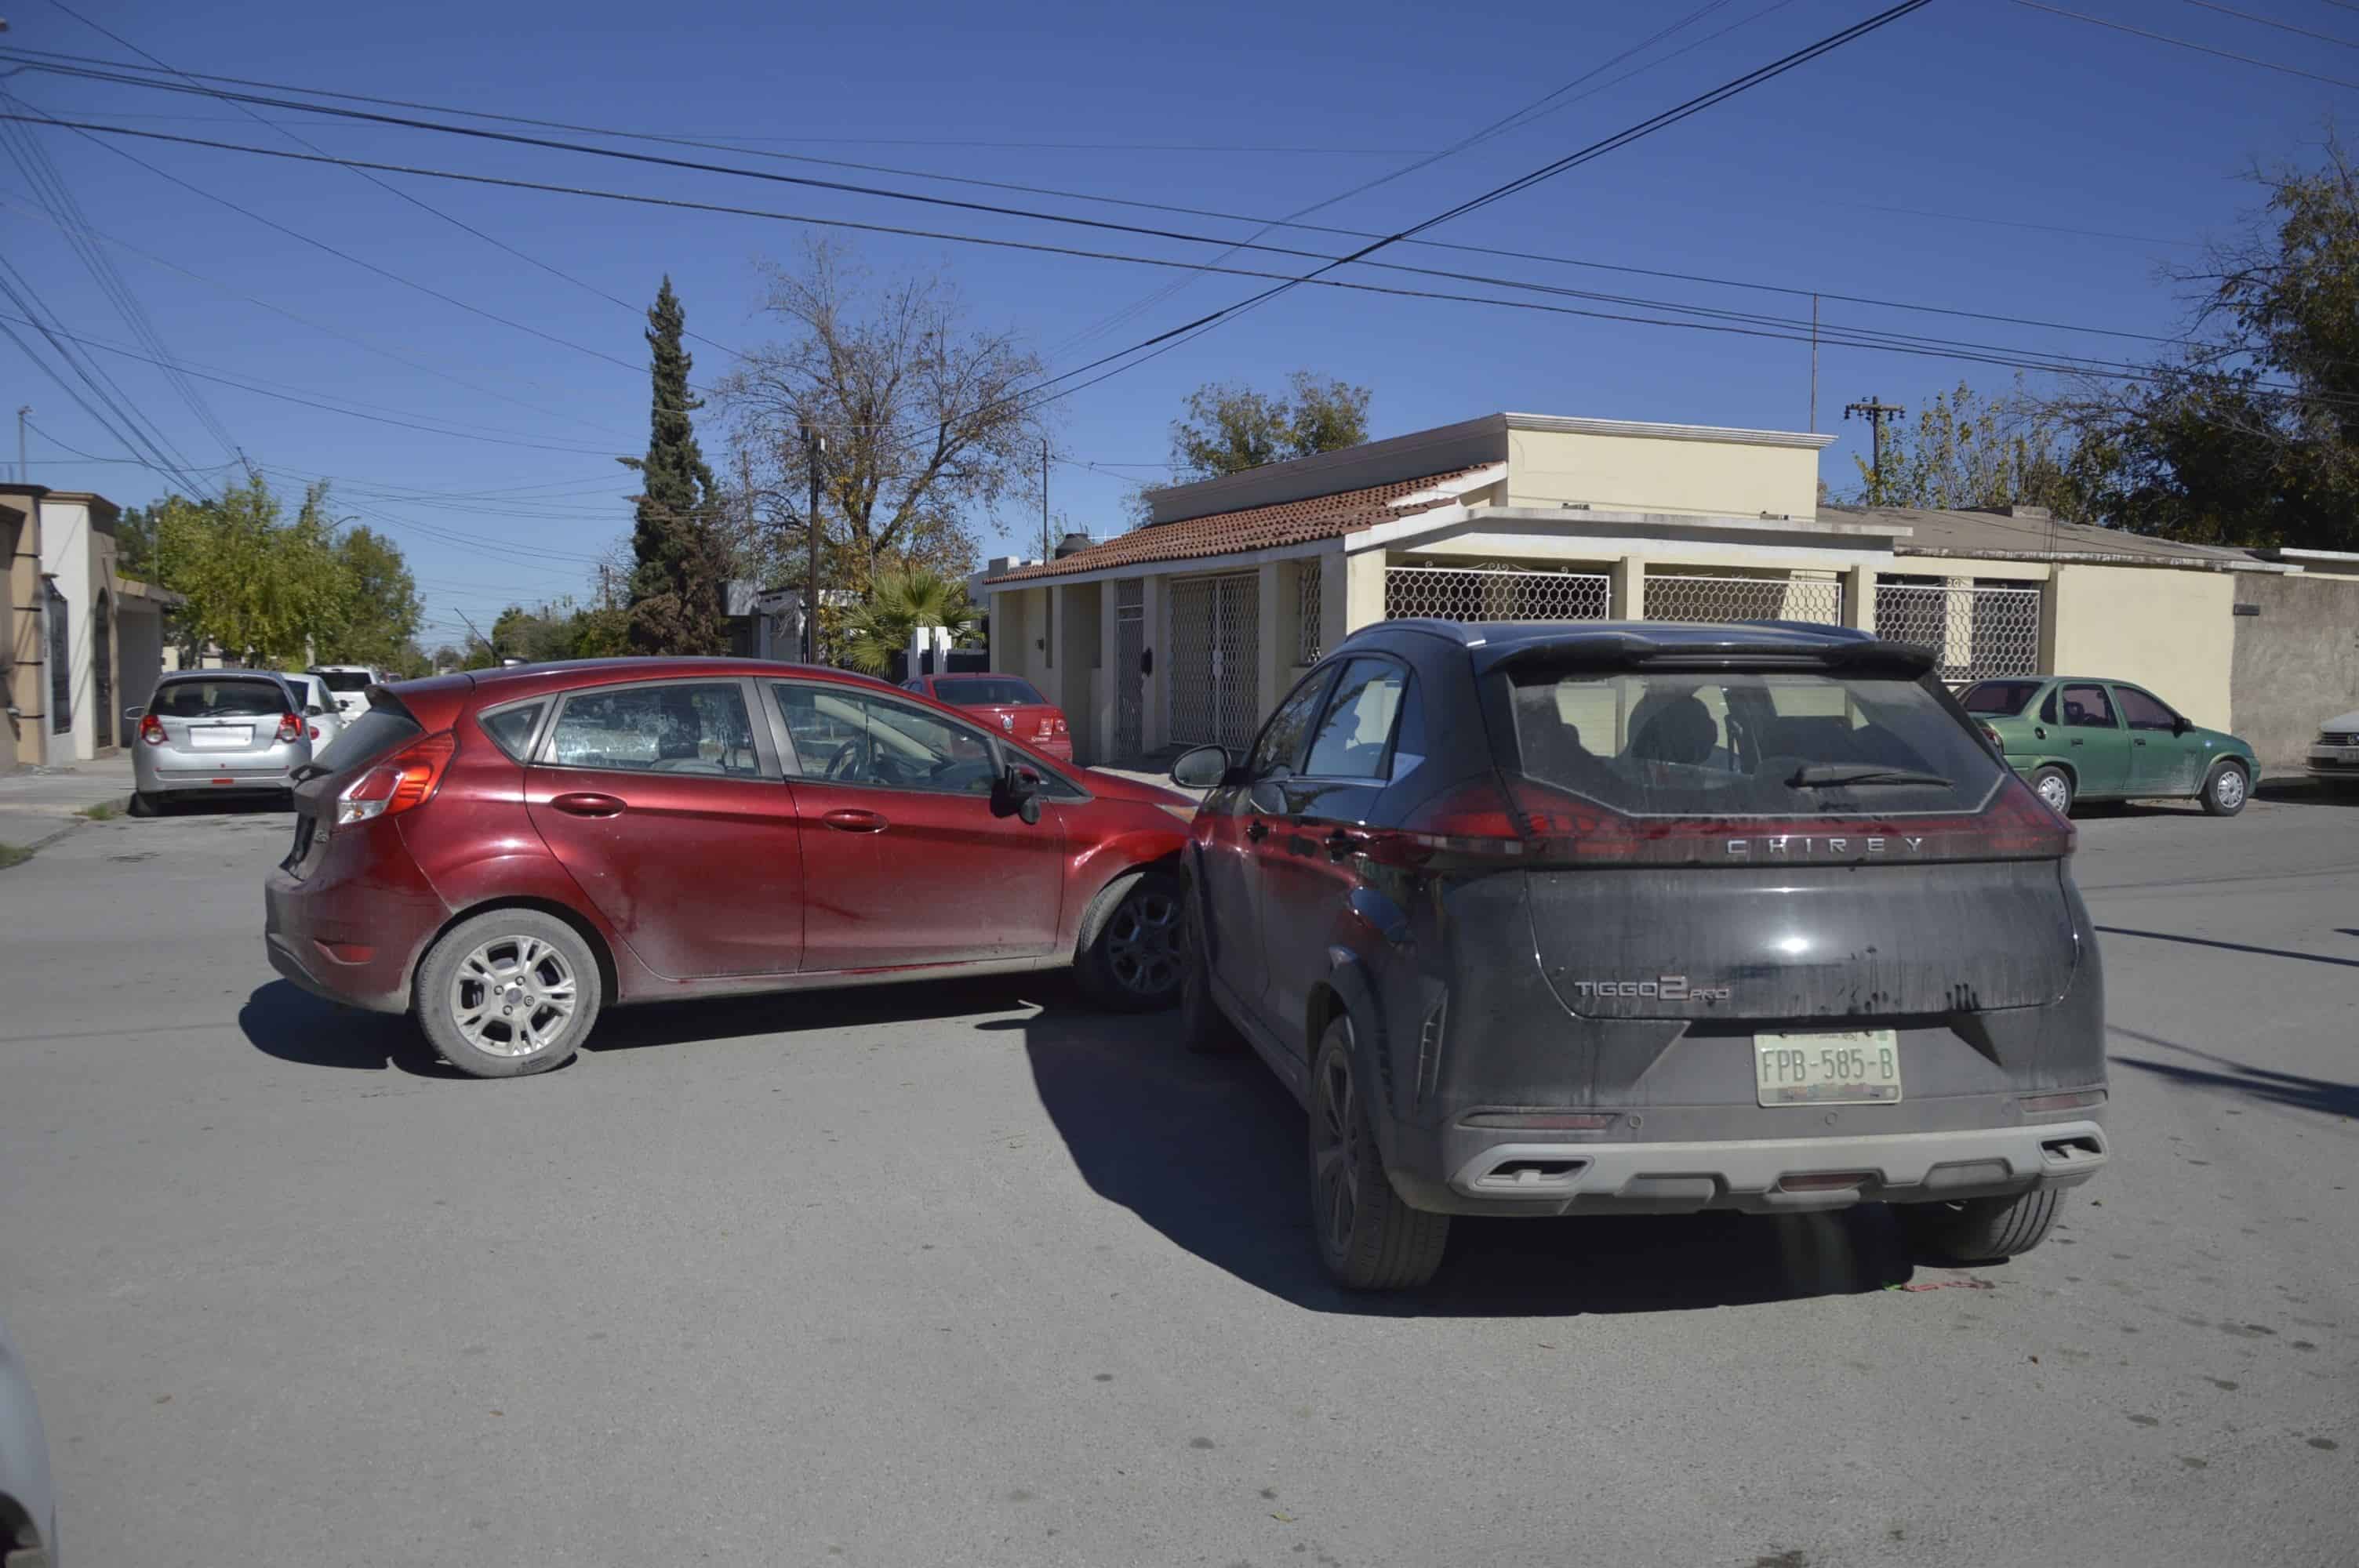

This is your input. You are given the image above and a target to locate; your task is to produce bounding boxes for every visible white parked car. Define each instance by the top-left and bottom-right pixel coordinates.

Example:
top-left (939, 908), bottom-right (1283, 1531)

top-left (305, 664), bottom-right (381, 721)
top-left (283, 673), bottom-right (347, 758)
top-left (2309, 710), bottom-right (2359, 788)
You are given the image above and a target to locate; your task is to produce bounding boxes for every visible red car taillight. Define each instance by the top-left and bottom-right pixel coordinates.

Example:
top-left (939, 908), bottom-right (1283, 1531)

top-left (274, 712), bottom-right (303, 744)
top-left (335, 731), bottom-right (456, 826)
top-left (139, 713), bottom-right (165, 746)
top-left (1053, 717), bottom-right (1067, 735)
top-left (1362, 771), bottom-right (2073, 869)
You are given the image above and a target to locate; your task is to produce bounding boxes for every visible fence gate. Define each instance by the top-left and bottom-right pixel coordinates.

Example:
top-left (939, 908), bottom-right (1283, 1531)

top-left (1874, 583), bottom-right (2042, 682)
top-left (1114, 579), bottom-right (1144, 760)
top-left (1384, 564), bottom-right (1610, 622)
top-left (1166, 573), bottom-right (1259, 753)
top-left (1643, 573), bottom-right (1843, 625)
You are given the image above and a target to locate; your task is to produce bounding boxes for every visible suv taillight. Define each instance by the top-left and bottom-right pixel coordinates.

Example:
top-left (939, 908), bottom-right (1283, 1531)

top-left (1372, 771), bottom-right (2073, 868)
top-left (335, 731), bottom-right (456, 826)
top-left (139, 713), bottom-right (165, 746)
top-left (274, 712), bottom-right (304, 744)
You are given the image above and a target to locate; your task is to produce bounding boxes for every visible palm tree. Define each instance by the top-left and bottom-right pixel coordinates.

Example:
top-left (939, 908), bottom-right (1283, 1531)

top-left (837, 565), bottom-right (978, 676)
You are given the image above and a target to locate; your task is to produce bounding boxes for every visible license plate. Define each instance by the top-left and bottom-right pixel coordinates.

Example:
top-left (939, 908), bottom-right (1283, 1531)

top-left (1755, 1029), bottom-right (1903, 1106)
top-left (191, 726), bottom-right (253, 750)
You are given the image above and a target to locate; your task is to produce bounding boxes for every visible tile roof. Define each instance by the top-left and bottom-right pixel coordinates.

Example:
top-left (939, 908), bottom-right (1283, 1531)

top-left (983, 466), bottom-right (1490, 584)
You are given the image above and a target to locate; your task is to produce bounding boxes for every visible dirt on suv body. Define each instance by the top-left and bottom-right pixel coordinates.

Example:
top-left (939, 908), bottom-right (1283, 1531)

top-left (1172, 620), bottom-right (2110, 1290)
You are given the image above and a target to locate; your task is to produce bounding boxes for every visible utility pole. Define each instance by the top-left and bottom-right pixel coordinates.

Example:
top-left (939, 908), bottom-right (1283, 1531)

top-left (16, 404), bottom-right (27, 484)
top-left (1808, 296), bottom-right (1819, 432)
top-left (1041, 437), bottom-right (1051, 561)
top-left (454, 608), bottom-right (496, 662)
top-left (801, 424), bottom-right (826, 664)
top-left (1845, 394), bottom-right (1906, 502)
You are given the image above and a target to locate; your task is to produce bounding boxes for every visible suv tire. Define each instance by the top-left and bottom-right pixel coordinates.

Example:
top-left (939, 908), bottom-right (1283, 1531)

top-left (1075, 868), bottom-right (1185, 1012)
top-left (2030, 765), bottom-right (2074, 817)
top-left (1309, 1017), bottom-right (1449, 1290)
top-left (2199, 760), bottom-right (2248, 817)
top-left (1899, 1188), bottom-right (2063, 1264)
top-left (415, 909), bottom-right (603, 1079)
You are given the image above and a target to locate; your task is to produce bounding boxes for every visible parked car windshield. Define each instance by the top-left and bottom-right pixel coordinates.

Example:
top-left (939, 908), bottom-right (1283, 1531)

top-left (1959, 679), bottom-right (2043, 717)
top-left (151, 678), bottom-right (291, 718)
top-left (1499, 667), bottom-right (2005, 817)
top-left (311, 669), bottom-right (376, 692)
top-left (933, 676), bottom-right (1045, 706)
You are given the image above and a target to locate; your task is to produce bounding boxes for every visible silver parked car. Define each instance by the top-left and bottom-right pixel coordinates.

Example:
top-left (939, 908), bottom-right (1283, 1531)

top-left (127, 670), bottom-right (313, 815)
top-left (281, 673), bottom-right (347, 759)
top-left (2310, 708), bottom-right (2359, 789)
top-left (0, 1316), bottom-right (57, 1567)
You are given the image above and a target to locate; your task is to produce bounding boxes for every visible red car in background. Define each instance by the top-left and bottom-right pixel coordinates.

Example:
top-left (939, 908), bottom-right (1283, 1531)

top-left (904, 672), bottom-right (1073, 761)
top-left (264, 659), bottom-right (1193, 1078)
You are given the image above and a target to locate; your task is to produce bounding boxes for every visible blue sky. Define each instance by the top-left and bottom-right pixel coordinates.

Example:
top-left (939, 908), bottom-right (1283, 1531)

top-left (0, 0), bottom-right (2343, 650)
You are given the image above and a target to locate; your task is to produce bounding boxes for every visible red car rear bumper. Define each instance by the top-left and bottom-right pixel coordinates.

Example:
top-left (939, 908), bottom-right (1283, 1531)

top-left (264, 819), bottom-right (449, 1014)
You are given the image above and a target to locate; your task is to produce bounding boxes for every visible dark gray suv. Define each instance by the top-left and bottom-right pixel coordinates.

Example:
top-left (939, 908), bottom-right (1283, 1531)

top-left (1172, 620), bottom-right (2108, 1290)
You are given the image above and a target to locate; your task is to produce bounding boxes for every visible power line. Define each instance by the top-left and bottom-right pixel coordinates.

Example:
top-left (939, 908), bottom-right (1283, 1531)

top-left (2009, 0), bottom-right (2359, 89)
top-left (2178, 0), bottom-right (2359, 50)
top-left (0, 42), bottom-right (2186, 354)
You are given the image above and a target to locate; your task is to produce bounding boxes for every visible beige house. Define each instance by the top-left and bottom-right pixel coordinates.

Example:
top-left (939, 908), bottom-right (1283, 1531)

top-left (981, 411), bottom-right (2346, 771)
top-left (5, 485), bottom-right (177, 769)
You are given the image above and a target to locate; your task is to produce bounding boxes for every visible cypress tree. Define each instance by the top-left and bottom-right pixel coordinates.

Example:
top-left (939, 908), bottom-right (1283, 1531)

top-left (624, 277), bottom-right (727, 655)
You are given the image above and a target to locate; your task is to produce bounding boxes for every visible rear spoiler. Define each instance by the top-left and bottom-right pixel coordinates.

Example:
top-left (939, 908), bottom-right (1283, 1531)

top-left (1474, 629), bottom-right (1937, 678)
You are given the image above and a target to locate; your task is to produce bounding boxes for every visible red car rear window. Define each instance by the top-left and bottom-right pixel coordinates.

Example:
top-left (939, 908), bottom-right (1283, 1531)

top-left (935, 677), bottom-right (1046, 706)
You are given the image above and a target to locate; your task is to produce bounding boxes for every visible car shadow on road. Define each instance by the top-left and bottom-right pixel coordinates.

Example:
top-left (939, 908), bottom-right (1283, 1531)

top-left (239, 979), bottom-right (457, 1076)
top-left (1012, 1001), bottom-right (1920, 1318)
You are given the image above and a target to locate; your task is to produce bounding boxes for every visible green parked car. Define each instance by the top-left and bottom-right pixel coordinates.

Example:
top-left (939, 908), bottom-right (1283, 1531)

top-left (1957, 677), bottom-right (2257, 818)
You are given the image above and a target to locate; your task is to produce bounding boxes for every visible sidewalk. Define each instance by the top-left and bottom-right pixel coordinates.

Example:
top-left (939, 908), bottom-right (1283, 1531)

top-left (0, 753), bottom-right (137, 858)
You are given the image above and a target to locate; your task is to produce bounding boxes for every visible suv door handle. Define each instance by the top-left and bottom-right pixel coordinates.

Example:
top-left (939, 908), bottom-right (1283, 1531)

top-left (823, 808), bottom-right (888, 833)
top-left (1245, 818), bottom-right (1270, 842)
top-left (551, 792), bottom-right (625, 818)
top-left (1324, 827), bottom-right (1369, 858)
top-left (2069, 738), bottom-right (2084, 746)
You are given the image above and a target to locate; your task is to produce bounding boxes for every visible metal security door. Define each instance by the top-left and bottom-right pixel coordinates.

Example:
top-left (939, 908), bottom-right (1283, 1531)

top-left (1166, 573), bottom-right (1259, 753)
top-left (93, 593), bottom-right (113, 748)
top-left (1114, 579), bottom-right (1143, 760)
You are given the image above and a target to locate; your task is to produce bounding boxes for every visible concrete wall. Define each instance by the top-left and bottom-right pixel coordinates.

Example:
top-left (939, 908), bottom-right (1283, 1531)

top-left (3, 499), bottom-right (31, 767)
top-left (1056, 582), bottom-right (1102, 762)
top-left (2048, 564), bottom-right (2237, 731)
top-left (116, 600), bottom-right (165, 717)
top-left (2230, 572), bottom-right (2359, 771)
top-left (1503, 427), bottom-right (1822, 521)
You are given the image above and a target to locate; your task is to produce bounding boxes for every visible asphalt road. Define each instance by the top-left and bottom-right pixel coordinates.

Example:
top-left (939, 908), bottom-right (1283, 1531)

top-left (1, 792), bottom-right (2354, 1568)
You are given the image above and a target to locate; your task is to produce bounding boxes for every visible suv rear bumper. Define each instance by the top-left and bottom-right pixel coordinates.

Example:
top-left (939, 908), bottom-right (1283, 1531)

top-left (1387, 1119), bottom-right (2107, 1218)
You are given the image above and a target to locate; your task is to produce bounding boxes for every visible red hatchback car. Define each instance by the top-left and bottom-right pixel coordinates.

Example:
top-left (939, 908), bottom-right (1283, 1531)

top-left (264, 659), bottom-right (1193, 1077)
top-left (903, 672), bottom-right (1072, 761)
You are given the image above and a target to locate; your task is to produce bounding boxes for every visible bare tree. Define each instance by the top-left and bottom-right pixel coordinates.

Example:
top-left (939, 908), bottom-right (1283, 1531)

top-left (723, 239), bottom-right (1050, 590)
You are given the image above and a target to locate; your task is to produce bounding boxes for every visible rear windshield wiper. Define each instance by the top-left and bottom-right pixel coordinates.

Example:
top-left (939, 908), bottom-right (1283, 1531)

top-left (1786, 764), bottom-right (1953, 789)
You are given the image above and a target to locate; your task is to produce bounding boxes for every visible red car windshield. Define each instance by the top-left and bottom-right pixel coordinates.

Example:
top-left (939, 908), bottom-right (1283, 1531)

top-left (935, 676), bottom-right (1046, 706)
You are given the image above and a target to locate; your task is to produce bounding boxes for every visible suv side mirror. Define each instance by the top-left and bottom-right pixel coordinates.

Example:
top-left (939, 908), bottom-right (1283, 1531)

top-left (1171, 744), bottom-right (1230, 789)
top-left (1000, 762), bottom-right (1044, 825)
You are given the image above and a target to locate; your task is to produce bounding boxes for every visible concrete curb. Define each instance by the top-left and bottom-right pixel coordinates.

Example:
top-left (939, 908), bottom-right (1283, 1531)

top-left (0, 793), bottom-right (136, 868)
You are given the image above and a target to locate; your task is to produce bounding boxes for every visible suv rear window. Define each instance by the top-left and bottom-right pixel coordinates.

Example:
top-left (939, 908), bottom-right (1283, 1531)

top-left (1960, 680), bottom-right (2042, 717)
top-left (312, 670), bottom-right (376, 692)
top-left (151, 678), bottom-right (291, 718)
top-left (1500, 668), bottom-right (2004, 817)
top-left (933, 677), bottom-right (1045, 706)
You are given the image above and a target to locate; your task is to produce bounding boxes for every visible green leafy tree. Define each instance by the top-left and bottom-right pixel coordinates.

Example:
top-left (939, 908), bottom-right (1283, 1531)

top-left (623, 277), bottom-right (730, 654)
top-left (836, 566), bottom-right (976, 676)
top-left (318, 526), bottom-right (421, 667)
top-left (1169, 371), bottom-right (1372, 482)
top-left (115, 503), bottom-right (158, 580)
top-left (152, 477), bottom-right (351, 665)
top-left (2052, 132), bottom-right (2359, 548)
top-left (1852, 380), bottom-right (2083, 514)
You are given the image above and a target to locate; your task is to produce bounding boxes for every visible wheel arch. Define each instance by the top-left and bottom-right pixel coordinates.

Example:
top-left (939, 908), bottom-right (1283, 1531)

top-left (413, 896), bottom-right (620, 1012)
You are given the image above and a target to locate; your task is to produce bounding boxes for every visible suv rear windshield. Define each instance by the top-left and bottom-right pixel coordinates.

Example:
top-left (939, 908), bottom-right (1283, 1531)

top-left (151, 678), bottom-right (291, 718)
top-left (1959, 679), bottom-right (2043, 717)
top-left (934, 677), bottom-right (1044, 706)
top-left (1500, 668), bottom-right (2004, 817)
top-left (311, 670), bottom-right (376, 692)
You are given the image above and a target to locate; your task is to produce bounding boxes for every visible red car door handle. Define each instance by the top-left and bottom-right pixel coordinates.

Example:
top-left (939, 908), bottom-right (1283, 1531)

top-left (823, 808), bottom-right (889, 833)
top-left (1245, 818), bottom-right (1270, 842)
top-left (550, 792), bottom-right (626, 818)
top-left (1324, 827), bottom-right (1369, 858)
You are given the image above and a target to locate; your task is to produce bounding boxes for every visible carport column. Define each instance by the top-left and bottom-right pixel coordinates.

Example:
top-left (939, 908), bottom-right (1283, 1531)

top-left (1610, 556), bottom-right (1646, 620)
top-left (987, 585), bottom-right (1008, 670)
top-left (1140, 572), bottom-right (1166, 752)
top-left (1942, 575), bottom-right (1973, 673)
top-left (2037, 568), bottom-right (2066, 673)
top-left (1256, 562), bottom-right (1285, 720)
top-left (1343, 549), bottom-right (1386, 633)
top-left (1844, 563), bottom-right (1877, 633)
top-left (1096, 580), bottom-right (1120, 767)
top-left (1318, 544), bottom-right (1350, 654)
